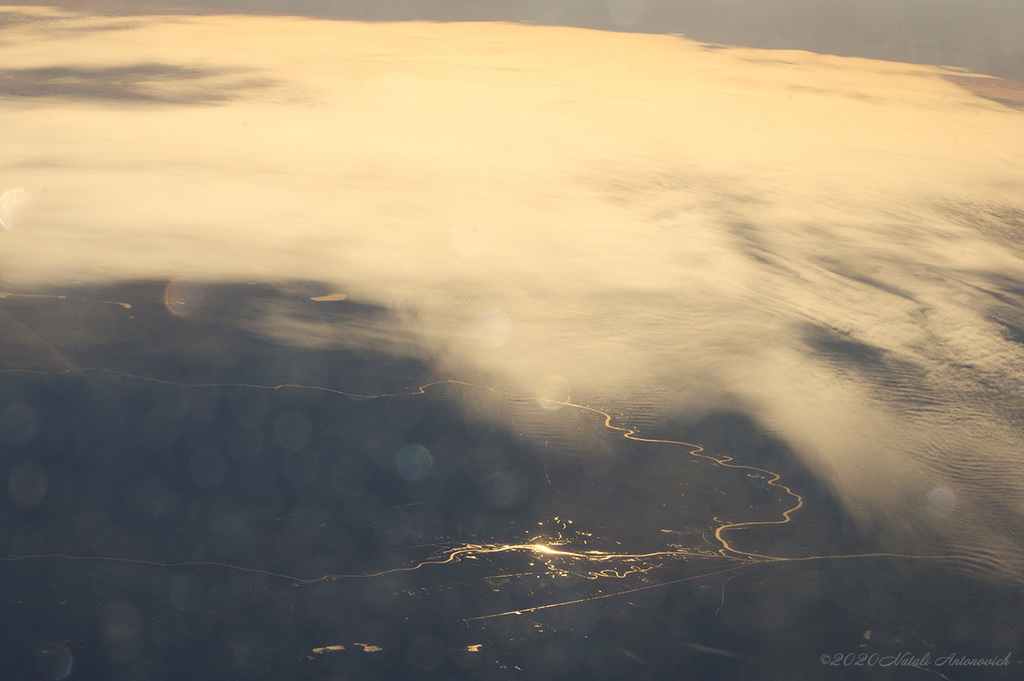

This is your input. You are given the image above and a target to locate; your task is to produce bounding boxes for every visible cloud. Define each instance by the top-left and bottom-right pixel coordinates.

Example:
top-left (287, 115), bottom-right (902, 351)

top-left (2, 10), bottom-right (1023, 579)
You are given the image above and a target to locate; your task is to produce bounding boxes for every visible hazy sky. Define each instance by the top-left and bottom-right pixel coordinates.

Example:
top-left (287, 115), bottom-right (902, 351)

top-left (2, 6), bottom-right (1024, 580)
top-left (11, 0), bottom-right (1023, 79)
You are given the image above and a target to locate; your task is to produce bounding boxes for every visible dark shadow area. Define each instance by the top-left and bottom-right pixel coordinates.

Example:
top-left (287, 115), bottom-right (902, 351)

top-left (801, 322), bottom-right (945, 413)
top-left (943, 75), bottom-right (1024, 110)
top-left (815, 257), bottom-right (918, 302)
top-left (0, 7), bottom-right (144, 28)
top-left (726, 221), bottom-right (796, 273)
top-left (0, 63), bottom-right (274, 104)
top-left (0, 280), bottom-right (556, 678)
top-left (802, 322), bottom-right (889, 371)
top-left (0, 280), bottom-right (1020, 680)
top-left (935, 201), bottom-right (1024, 260)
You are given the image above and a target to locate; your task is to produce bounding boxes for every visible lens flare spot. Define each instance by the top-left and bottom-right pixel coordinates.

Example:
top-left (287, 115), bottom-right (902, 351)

top-left (926, 486), bottom-right (957, 518)
top-left (101, 601), bottom-right (143, 663)
top-left (480, 471), bottom-right (526, 509)
top-left (8, 461), bottom-right (48, 508)
top-left (470, 309), bottom-right (510, 349)
top-left (0, 188), bottom-right (32, 229)
top-left (396, 444), bottom-right (433, 482)
top-left (163, 280), bottom-right (206, 317)
top-left (35, 643), bottom-right (73, 681)
top-left (534, 374), bottom-right (570, 410)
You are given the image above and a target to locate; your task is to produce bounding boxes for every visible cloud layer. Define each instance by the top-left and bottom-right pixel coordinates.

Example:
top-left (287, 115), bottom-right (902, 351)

top-left (2, 8), bottom-right (1024, 579)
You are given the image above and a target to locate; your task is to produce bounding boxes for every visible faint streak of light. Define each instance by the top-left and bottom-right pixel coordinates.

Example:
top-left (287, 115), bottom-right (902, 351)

top-left (683, 642), bottom-right (748, 660)
top-left (616, 647), bottom-right (649, 665)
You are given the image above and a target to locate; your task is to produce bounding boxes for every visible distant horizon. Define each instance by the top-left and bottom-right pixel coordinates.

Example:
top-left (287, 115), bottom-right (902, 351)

top-left (5, 0), bottom-right (1024, 81)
